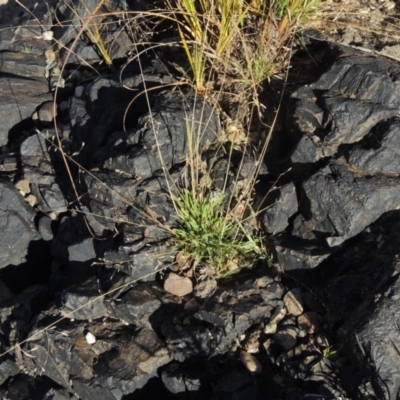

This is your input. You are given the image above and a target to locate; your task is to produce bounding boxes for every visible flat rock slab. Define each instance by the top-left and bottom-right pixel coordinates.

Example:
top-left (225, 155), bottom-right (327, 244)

top-left (300, 157), bottom-right (400, 246)
top-left (0, 77), bottom-right (52, 147)
top-left (60, 276), bottom-right (109, 320)
top-left (0, 52), bottom-right (47, 77)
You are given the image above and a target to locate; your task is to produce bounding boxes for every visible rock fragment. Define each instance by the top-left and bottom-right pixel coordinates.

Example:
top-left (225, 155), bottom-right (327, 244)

top-left (60, 276), bottom-right (109, 320)
top-left (301, 158), bottom-right (400, 246)
top-left (264, 303), bottom-right (287, 334)
top-left (273, 328), bottom-right (297, 351)
top-left (283, 288), bottom-right (303, 316)
top-left (164, 272), bottom-right (193, 297)
top-left (263, 182), bottom-right (298, 233)
top-left (239, 350), bottom-right (262, 374)
top-left (0, 76), bottom-right (52, 147)
top-left (297, 312), bottom-right (320, 334)
top-left (0, 177), bottom-right (41, 269)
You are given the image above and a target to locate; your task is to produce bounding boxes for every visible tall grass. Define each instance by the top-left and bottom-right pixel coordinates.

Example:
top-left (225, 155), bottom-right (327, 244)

top-left (164, 0), bottom-right (326, 96)
top-left (63, 0), bottom-right (116, 71)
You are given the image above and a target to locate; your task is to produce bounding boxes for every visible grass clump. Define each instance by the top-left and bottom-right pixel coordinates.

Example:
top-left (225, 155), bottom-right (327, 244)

top-left (172, 189), bottom-right (266, 277)
top-left (274, 0), bottom-right (325, 34)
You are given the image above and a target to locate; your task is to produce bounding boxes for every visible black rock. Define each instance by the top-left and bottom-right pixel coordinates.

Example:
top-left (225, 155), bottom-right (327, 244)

top-left (27, 321), bottom-right (171, 400)
top-left (316, 210), bottom-right (400, 400)
top-left (60, 276), bottom-right (109, 320)
top-left (348, 118), bottom-right (400, 175)
top-left (300, 157), bottom-right (400, 246)
top-left (0, 77), bottom-right (52, 147)
top-left (104, 243), bottom-right (174, 282)
top-left (0, 177), bottom-right (41, 269)
top-left (0, 51), bottom-right (48, 77)
top-left (271, 235), bottom-right (331, 271)
top-left (21, 131), bottom-right (69, 216)
top-left (263, 182), bottom-right (298, 233)
top-left (161, 362), bottom-right (211, 399)
top-left (0, 359), bottom-right (19, 386)
top-left (0, 284), bottom-right (49, 361)
top-left (109, 282), bottom-right (162, 328)
top-left (70, 66), bottom-right (165, 162)
top-left (101, 89), bottom-right (220, 180)
top-left (290, 51), bottom-right (400, 163)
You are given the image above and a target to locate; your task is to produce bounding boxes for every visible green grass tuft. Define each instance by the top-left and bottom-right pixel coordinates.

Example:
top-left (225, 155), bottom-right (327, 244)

top-left (172, 189), bottom-right (266, 276)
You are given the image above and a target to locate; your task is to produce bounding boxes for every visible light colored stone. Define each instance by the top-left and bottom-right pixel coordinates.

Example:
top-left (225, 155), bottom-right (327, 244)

top-left (42, 31), bottom-right (54, 41)
top-left (270, 303), bottom-right (287, 324)
top-left (264, 322), bottom-right (278, 335)
top-left (384, 0), bottom-right (396, 10)
top-left (263, 338), bottom-right (272, 352)
top-left (45, 49), bottom-right (56, 64)
top-left (15, 179), bottom-right (31, 196)
top-left (264, 303), bottom-right (287, 334)
top-left (164, 272), bottom-right (193, 297)
top-left (239, 350), bottom-right (262, 374)
top-left (26, 194), bottom-right (37, 207)
top-left (283, 288), bottom-right (303, 316)
top-left (0, 77), bottom-right (53, 147)
top-left (315, 333), bottom-right (330, 348)
top-left (254, 275), bottom-right (274, 288)
top-left (37, 101), bottom-right (57, 122)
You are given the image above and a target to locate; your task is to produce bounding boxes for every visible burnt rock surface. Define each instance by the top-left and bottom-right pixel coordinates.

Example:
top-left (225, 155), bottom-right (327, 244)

top-left (0, 0), bottom-right (400, 398)
top-left (268, 47), bottom-right (400, 399)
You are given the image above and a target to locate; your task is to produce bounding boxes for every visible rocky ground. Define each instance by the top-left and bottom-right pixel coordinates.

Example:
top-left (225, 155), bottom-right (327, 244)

top-left (1, 0), bottom-right (400, 399)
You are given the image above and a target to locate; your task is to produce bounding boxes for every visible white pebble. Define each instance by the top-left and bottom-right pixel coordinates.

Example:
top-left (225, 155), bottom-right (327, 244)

top-left (42, 31), bottom-right (54, 41)
top-left (85, 332), bottom-right (96, 344)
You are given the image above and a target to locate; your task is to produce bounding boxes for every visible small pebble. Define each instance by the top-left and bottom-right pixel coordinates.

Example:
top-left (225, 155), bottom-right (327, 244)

top-left (45, 49), bottom-right (56, 64)
top-left (264, 322), bottom-right (277, 335)
top-left (264, 303), bottom-right (287, 334)
top-left (239, 350), bottom-right (262, 374)
top-left (384, 0), bottom-right (395, 9)
top-left (283, 288), bottom-right (303, 316)
top-left (75, 86), bottom-right (84, 98)
top-left (33, 101), bottom-right (57, 122)
top-left (42, 31), bottom-right (54, 41)
top-left (15, 179), bottom-right (31, 196)
top-left (26, 194), bottom-right (37, 207)
top-left (85, 332), bottom-right (96, 344)
top-left (263, 338), bottom-right (272, 352)
top-left (59, 101), bottom-right (69, 112)
top-left (315, 332), bottom-right (330, 348)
